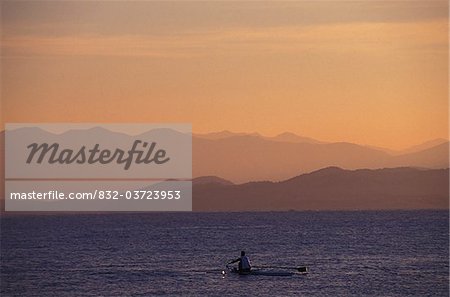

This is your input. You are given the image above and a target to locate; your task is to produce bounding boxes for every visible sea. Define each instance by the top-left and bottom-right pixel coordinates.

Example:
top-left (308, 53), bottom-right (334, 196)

top-left (1, 210), bottom-right (448, 296)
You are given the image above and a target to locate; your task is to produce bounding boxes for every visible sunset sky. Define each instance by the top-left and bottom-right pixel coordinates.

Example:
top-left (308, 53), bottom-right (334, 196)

top-left (1, 1), bottom-right (448, 150)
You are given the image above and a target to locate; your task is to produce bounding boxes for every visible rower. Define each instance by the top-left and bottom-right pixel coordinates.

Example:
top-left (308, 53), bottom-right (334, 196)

top-left (228, 251), bottom-right (252, 273)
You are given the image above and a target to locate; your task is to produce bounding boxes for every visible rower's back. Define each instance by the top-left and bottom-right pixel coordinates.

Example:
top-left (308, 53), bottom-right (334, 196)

top-left (239, 251), bottom-right (251, 272)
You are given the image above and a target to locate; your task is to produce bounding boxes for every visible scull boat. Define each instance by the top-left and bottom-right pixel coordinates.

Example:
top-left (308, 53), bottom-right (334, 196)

top-left (223, 265), bottom-right (308, 277)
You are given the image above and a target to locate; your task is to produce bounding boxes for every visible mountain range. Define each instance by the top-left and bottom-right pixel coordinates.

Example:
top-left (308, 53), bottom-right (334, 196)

top-left (193, 131), bottom-right (448, 183)
top-left (193, 167), bottom-right (449, 211)
top-left (0, 129), bottom-right (448, 211)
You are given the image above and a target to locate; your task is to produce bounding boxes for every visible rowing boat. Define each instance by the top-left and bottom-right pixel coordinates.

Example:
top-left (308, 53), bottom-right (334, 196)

top-left (223, 265), bottom-right (308, 277)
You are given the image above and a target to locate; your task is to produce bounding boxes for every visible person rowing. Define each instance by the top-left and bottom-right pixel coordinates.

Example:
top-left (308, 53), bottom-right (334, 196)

top-left (228, 251), bottom-right (252, 274)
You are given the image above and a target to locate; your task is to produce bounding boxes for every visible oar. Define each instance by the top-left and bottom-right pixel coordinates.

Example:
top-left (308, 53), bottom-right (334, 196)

top-left (253, 265), bottom-right (309, 273)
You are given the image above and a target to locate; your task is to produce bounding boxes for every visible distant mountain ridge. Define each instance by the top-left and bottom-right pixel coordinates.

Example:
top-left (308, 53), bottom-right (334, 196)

top-left (3, 166), bottom-right (446, 212)
top-left (194, 131), bottom-right (448, 152)
top-left (0, 129), bottom-right (448, 184)
top-left (193, 133), bottom-right (448, 183)
top-left (192, 176), bottom-right (234, 186)
top-left (194, 167), bottom-right (449, 211)
top-left (1, 129), bottom-right (448, 212)
top-left (194, 130), bottom-right (323, 144)
top-left (399, 138), bottom-right (448, 155)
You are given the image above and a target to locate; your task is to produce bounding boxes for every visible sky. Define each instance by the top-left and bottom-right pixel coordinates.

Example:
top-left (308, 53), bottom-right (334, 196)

top-left (1, 1), bottom-right (448, 150)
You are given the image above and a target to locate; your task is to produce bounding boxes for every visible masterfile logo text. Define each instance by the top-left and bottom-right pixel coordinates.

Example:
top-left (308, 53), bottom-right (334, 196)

top-left (5, 123), bottom-right (192, 212)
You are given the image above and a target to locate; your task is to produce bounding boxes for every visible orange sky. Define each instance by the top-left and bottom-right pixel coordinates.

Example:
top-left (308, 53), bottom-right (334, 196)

top-left (1, 1), bottom-right (448, 150)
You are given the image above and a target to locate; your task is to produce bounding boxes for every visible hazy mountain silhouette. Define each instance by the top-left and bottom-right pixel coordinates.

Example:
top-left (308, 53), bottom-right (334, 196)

top-left (192, 176), bottom-right (234, 186)
top-left (367, 138), bottom-right (449, 156)
top-left (264, 132), bottom-right (324, 144)
top-left (193, 133), bottom-right (449, 183)
top-left (194, 167), bottom-right (449, 211)
top-left (391, 142), bottom-right (449, 168)
top-left (1, 129), bottom-right (448, 197)
top-left (399, 138), bottom-right (448, 155)
top-left (194, 130), bottom-right (261, 140)
top-left (3, 166), bottom-right (446, 212)
top-left (194, 130), bottom-right (323, 144)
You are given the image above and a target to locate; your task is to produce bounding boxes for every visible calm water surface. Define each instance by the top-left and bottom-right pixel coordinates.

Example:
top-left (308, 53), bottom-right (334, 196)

top-left (1, 210), bottom-right (448, 296)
